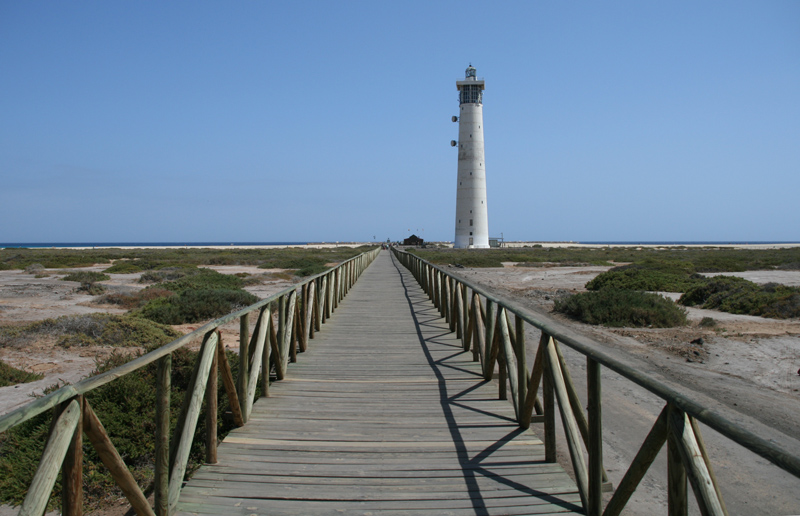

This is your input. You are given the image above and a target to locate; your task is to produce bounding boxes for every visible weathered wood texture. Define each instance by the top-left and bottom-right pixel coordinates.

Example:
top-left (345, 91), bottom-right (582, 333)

top-left (176, 251), bottom-right (582, 516)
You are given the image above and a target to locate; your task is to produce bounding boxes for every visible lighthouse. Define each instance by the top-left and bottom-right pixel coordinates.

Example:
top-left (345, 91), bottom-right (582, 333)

top-left (452, 64), bottom-right (489, 249)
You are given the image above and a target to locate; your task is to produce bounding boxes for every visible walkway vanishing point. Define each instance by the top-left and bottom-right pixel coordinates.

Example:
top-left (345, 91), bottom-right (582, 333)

top-left (177, 251), bottom-right (583, 515)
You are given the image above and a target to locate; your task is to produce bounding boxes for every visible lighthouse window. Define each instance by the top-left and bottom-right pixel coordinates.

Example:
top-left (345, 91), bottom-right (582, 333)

top-left (469, 219), bottom-right (473, 226)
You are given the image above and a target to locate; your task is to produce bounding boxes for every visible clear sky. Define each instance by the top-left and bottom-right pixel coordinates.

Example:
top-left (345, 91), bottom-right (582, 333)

top-left (1, 2), bottom-right (798, 243)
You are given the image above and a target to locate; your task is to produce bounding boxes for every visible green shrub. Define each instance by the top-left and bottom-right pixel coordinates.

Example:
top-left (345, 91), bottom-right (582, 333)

top-left (24, 263), bottom-right (45, 274)
top-left (158, 268), bottom-right (244, 293)
top-left (62, 271), bottom-right (110, 283)
top-left (97, 287), bottom-right (174, 310)
top-left (586, 261), bottom-right (700, 292)
top-left (555, 290), bottom-right (687, 327)
top-left (139, 266), bottom-right (201, 284)
top-left (77, 282), bottom-right (106, 295)
top-left (0, 346), bottom-right (253, 510)
top-left (0, 360), bottom-right (43, 387)
top-left (103, 261), bottom-right (144, 274)
top-left (680, 276), bottom-right (800, 319)
top-left (698, 317), bottom-right (717, 328)
top-left (0, 313), bottom-right (180, 350)
top-left (137, 289), bottom-right (258, 325)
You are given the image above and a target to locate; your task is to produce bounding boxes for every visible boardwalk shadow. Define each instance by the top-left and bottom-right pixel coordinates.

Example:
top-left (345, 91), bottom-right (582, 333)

top-left (391, 254), bottom-right (582, 515)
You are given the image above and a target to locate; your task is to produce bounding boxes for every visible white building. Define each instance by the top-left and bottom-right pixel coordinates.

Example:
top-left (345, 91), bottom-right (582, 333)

top-left (453, 65), bottom-right (489, 249)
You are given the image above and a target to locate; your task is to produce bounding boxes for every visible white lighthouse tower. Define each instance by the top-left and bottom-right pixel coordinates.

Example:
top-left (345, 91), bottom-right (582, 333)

top-left (452, 64), bottom-right (489, 249)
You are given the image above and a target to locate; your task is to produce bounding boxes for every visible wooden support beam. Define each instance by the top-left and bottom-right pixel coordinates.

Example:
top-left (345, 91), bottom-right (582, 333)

top-left (498, 309), bottom-right (519, 419)
top-left (205, 350), bottom-right (218, 464)
top-left (587, 357), bottom-right (602, 516)
top-left (603, 406), bottom-right (669, 516)
top-left (168, 331), bottom-right (218, 513)
top-left (689, 418), bottom-right (730, 516)
top-left (245, 306), bottom-right (268, 417)
top-left (20, 400), bottom-right (81, 516)
top-left (520, 333), bottom-right (546, 428)
top-left (61, 395), bottom-right (83, 516)
top-left (216, 335), bottom-right (244, 427)
top-left (668, 405), bottom-right (688, 516)
top-left (669, 408), bottom-right (726, 516)
top-left (238, 312), bottom-right (250, 423)
top-left (543, 354), bottom-right (556, 464)
top-left (154, 354), bottom-right (171, 516)
top-left (515, 314), bottom-right (527, 425)
top-left (545, 337), bottom-right (589, 510)
top-left (83, 400), bottom-right (155, 516)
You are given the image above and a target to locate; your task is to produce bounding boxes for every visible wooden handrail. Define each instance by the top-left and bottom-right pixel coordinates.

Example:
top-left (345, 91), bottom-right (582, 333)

top-left (391, 247), bottom-right (799, 515)
top-left (0, 247), bottom-right (380, 516)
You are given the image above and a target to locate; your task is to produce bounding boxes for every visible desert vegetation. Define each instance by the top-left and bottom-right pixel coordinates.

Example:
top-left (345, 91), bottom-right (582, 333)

top-left (554, 289), bottom-right (687, 328)
top-left (0, 246), bottom-right (371, 275)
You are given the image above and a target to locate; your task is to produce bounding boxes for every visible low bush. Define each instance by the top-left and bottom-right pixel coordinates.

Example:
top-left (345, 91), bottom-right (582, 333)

top-left (680, 277), bottom-right (800, 319)
top-left (24, 263), bottom-right (45, 274)
top-left (103, 261), bottom-right (145, 274)
top-left (62, 271), bottom-right (110, 283)
top-left (77, 282), bottom-right (106, 295)
top-left (97, 287), bottom-right (175, 310)
top-left (0, 313), bottom-right (180, 350)
top-left (0, 360), bottom-right (43, 387)
top-left (0, 346), bottom-right (253, 511)
top-left (136, 289), bottom-right (258, 325)
top-left (555, 290), bottom-right (687, 327)
top-left (139, 266), bottom-right (200, 284)
top-left (585, 260), bottom-right (700, 292)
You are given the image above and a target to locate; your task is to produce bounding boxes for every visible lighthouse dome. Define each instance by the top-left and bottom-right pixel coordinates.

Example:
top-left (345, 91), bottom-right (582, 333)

top-left (465, 64), bottom-right (477, 78)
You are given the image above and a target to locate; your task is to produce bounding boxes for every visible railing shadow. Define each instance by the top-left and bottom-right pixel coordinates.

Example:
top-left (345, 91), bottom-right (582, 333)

top-left (391, 253), bottom-right (582, 515)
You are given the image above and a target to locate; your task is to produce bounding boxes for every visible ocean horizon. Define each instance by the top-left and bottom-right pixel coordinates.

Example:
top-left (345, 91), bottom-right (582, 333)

top-left (2, 240), bottom-right (799, 249)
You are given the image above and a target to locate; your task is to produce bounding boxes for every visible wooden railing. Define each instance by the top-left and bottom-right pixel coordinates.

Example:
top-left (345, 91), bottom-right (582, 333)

top-left (392, 248), bottom-right (800, 516)
top-left (0, 247), bottom-right (380, 516)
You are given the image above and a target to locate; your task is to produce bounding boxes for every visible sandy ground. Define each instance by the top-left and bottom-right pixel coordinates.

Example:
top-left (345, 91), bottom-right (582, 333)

top-left (0, 265), bottom-right (295, 417)
top-left (450, 264), bottom-right (800, 515)
top-left (2, 258), bottom-right (800, 514)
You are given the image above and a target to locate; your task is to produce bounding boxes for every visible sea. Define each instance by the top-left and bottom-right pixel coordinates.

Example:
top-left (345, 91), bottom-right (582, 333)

top-left (1, 241), bottom-right (798, 249)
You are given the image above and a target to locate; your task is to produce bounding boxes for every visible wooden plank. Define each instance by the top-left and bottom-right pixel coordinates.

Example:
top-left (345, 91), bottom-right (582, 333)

top-left (176, 252), bottom-right (582, 516)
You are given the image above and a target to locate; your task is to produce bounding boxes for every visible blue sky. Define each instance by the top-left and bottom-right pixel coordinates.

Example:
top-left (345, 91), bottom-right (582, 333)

top-left (1, 2), bottom-right (798, 243)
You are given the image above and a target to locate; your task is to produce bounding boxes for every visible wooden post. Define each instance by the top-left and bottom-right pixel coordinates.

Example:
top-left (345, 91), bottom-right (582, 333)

top-left (543, 354), bottom-right (556, 463)
top-left (484, 299), bottom-right (496, 380)
top-left (238, 312), bottom-right (250, 423)
top-left (669, 409), bottom-right (727, 516)
top-left (587, 357), bottom-right (602, 516)
top-left (62, 396), bottom-right (83, 516)
top-left (20, 400), bottom-right (81, 516)
top-left (520, 333), bottom-right (546, 428)
top-left (668, 404), bottom-right (688, 516)
top-left (515, 314), bottom-right (526, 424)
top-left (262, 309), bottom-right (272, 398)
top-left (205, 350), bottom-right (218, 464)
top-left (278, 295), bottom-right (287, 370)
top-left (154, 354), bottom-right (171, 516)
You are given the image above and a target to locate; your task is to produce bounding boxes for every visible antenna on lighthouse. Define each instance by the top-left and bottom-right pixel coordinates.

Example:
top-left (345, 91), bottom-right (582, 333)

top-left (450, 140), bottom-right (457, 147)
top-left (451, 116), bottom-right (458, 122)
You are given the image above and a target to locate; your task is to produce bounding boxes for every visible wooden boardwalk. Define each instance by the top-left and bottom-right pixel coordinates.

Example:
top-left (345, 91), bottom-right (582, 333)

top-left (176, 251), bottom-right (583, 516)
